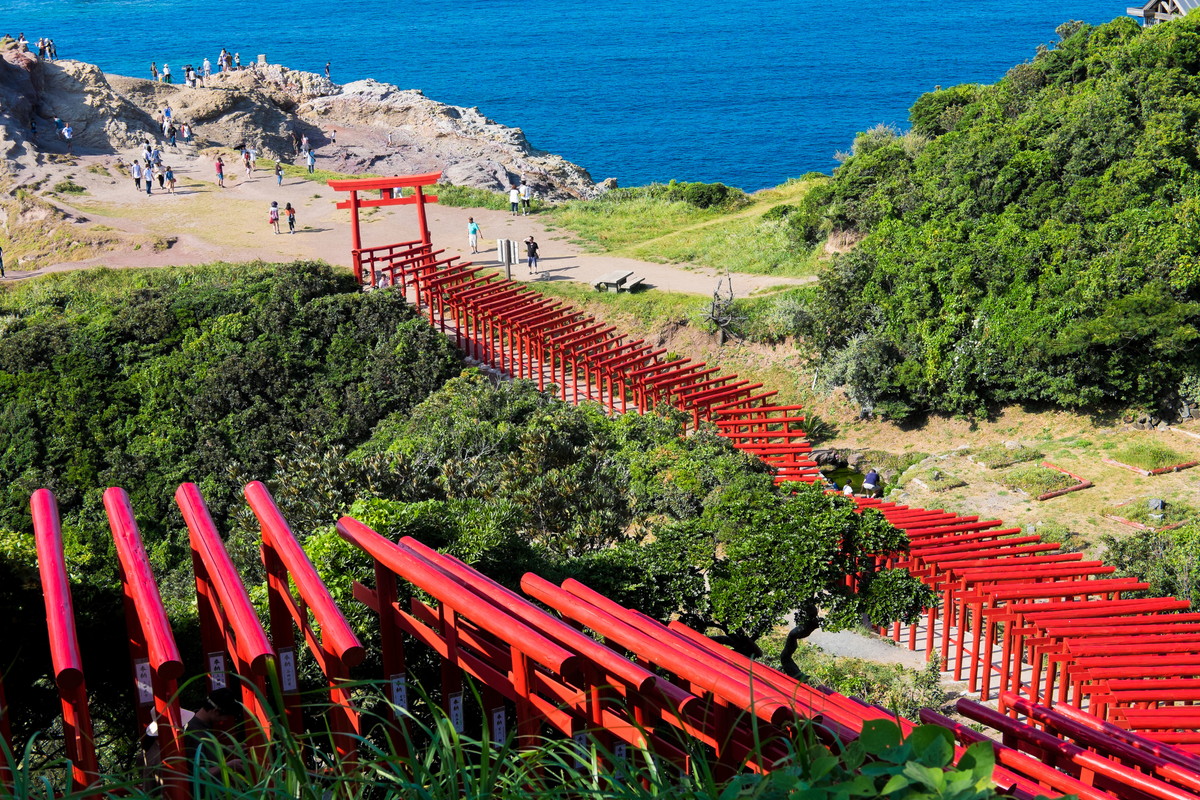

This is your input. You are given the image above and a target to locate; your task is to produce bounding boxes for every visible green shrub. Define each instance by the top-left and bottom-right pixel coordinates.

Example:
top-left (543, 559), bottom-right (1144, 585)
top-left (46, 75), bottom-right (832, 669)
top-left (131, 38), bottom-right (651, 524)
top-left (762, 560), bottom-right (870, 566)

top-left (1101, 524), bottom-right (1200, 604)
top-left (1000, 465), bottom-right (1074, 495)
top-left (971, 444), bottom-right (1043, 469)
top-left (51, 178), bottom-right (86, 194)
top-left (1112, 440), bottom-right (1193, 471)
top-left (902, 467), bottom-right (966, 492)
top-left (1105, 498), bottom-right (1198, 527)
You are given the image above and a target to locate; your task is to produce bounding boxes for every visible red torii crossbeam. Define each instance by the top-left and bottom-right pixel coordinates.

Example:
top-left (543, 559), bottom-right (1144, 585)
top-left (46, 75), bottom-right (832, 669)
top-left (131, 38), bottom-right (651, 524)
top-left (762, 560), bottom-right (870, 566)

top-left (327, 172), bottom-right (441, 283)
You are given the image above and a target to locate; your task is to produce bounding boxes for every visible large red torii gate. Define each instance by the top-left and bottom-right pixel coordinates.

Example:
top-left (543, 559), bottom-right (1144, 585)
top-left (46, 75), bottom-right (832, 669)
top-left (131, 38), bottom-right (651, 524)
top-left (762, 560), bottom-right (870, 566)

top-left (327, 172), bottom-right (442, 284)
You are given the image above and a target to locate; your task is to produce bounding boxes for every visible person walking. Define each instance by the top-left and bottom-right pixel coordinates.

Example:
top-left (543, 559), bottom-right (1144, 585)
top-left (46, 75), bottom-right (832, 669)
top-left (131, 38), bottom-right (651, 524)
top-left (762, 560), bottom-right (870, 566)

top-left (467, 217), bottom-right (481, 254)
top-left (519, 180), bottom-right (532, 215)
top-left (525, 236), bottom-right (540, 274)
top-left (54, 116), bottom-right (64, 139)
top-left (269, 201), bottom-right (281, 234)
top-left (214, 155), bottom-right (225, 187)
top-left (305, 148), bottom-right (316, 174)
top-left (166, 124), bottom-right (177, 147)
top-left (165, 165), bottom-right (176, 194)
top-left (508, 185), bottom-right (520, 216)
top-left (274, 161), bottom-right (283, 186)
top-left (243, 149), bottom-right (252, 179)
top-left (145, 164), bottom-right (153, 195)
top-left (131, 160), bottom-right (143, 192)
top-left (62, 123), bottom-right (73, 153)
top-left (327, 128), bottom-right (336, 145)
top-left (154, 162), bottom-right (166, 189)
top-left (285, 202), bottom-right (296, 233)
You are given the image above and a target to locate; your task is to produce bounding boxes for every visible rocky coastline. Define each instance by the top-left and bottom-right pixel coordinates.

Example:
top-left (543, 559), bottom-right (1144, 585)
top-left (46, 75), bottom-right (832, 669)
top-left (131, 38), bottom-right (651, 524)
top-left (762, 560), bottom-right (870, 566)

top-left (0, 43), bottom-right (606, 200)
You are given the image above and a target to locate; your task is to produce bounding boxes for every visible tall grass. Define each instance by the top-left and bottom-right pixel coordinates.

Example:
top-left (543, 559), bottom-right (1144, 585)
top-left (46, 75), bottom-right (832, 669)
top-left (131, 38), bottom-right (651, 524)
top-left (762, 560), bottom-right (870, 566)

top-left (2, 675), bottom-right (1001, 800)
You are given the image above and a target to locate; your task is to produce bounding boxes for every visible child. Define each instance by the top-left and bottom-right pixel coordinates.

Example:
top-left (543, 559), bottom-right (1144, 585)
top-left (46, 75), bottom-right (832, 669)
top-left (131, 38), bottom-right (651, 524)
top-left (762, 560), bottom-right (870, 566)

top-left (214, 156), bottom-right (224, 187)
top-left (269, 201), bottom-right (280, 234)
top-left (285, 202), bottom-right (296, 234)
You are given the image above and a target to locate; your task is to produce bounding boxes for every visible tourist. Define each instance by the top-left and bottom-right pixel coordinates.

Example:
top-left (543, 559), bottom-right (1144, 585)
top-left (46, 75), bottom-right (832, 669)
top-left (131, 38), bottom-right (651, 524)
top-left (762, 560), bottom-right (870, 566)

top-left (219, 48), bottom-right (228, 72)
top-left (324, 61), bottom-right (331, 80)
top-left (165, 165), bottom-right (176, 194)
top-left (525, 236), bottom-right (540, 274)
top-left (185, 688), bottom-right (244, 776)
top-left (300, 133), bottom-right (310, 153)
top-left (842, 483), bottom-right (855, 497)
top-left (182, 123), bottom-right (192, 144)
top-left (164, 105), bottom-right (172, 124)
top-left (234, 53), bottom-right (241, 70)
top-left (202, 57), bottom-right (212, 80)
top-left (508, 185), bottom-right (520, 216)
top-left (166, 124), bottom-right (177, 147)
top-left (269, 201), bottom-right (281, 234)
top-left (145, 165), bottom-right (153, 195)
top-left (162, 63), bottom-right (171, 83)
top-left (242, 149), bottom-right (252, 178)
top-left (62, 123), bottom-right (73, 153)
top-left (152, 162), bottom-right (164, 189)
top-left (131, 160), bottom-right (142, 191)
top-left (214, 155), bottom-right (225, 187)
top-left (54, 116), bottom-right (64, 138)
top-left (285, 202), bottom-right (296, 233)
top-left (328, 128), bottom-right (336, 145)
top-left (467, 217), bottom-right (481, 254)
top-left (150, 61), bottom-right (158, 81)
top-left (247, 146), bottom-right (257, 170)
top-left (305, 148), bottom-right (316, 174)
top-left (47, 39), bottom-right (57, 59)
top-left (862, 469), bottom-right (881, 498)
top-left (274, 161), bottom-right (283, 186)
top-left (519, 180), bottom-right (532, 215)
top-left (151, 147), bottom-right (162, 166)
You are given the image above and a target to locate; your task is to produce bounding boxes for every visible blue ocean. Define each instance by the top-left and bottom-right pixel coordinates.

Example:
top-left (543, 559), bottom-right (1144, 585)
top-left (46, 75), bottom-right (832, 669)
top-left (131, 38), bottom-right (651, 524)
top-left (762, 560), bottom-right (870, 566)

top-left (6, 0), bottom-right (1122, 190)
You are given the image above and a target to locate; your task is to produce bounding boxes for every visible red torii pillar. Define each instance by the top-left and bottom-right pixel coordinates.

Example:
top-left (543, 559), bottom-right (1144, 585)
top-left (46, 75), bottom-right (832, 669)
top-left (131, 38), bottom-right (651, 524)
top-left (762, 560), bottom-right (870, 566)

top-left (327, 172), bottom-right (442, 282)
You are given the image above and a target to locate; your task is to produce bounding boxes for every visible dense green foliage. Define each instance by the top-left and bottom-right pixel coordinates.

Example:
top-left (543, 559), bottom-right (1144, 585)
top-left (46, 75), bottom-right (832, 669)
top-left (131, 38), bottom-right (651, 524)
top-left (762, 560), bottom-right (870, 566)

top-left (800, 16), bottom-right (1200, 419)
top-left (1101, 523), bottom-right (1200, 604)
top-left (0, 262), bottom-right (461, 761)
top-left (301, 374), bottom-right (932, 655)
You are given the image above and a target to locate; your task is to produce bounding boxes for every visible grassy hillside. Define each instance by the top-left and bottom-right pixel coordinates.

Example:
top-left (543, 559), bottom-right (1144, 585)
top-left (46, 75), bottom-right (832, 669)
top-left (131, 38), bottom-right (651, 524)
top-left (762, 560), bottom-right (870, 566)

top-left (546, 178), bottom-right (829, 277)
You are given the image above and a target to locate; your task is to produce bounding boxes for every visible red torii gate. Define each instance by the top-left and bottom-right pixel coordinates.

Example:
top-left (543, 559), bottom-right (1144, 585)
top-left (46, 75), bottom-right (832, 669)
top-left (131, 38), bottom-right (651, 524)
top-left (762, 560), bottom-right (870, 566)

top-left (327, 172), bottom-right (442, 284)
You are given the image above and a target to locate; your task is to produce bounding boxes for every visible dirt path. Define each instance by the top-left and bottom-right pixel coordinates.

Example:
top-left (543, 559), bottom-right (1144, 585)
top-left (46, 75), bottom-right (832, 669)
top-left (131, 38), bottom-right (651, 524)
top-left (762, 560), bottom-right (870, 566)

top-left (21, 150), bottom-right (811, 297)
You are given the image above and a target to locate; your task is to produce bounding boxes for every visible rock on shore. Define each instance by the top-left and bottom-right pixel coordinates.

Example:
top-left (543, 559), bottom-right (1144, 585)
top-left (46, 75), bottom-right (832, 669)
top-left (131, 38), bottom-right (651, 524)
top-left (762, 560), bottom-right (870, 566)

top-left (0, 44), bottom-right (604, 199)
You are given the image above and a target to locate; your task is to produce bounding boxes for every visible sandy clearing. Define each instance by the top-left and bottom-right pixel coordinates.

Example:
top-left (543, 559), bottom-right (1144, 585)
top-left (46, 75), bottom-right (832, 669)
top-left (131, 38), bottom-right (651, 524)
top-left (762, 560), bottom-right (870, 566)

top-left (20, 149), bottom-right (811, 297)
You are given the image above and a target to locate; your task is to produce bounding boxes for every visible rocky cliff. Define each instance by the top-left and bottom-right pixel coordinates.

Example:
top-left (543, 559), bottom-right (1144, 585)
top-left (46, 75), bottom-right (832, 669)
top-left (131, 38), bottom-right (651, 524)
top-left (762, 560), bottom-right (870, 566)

top-left (0, 42), bottom-right (604, 199)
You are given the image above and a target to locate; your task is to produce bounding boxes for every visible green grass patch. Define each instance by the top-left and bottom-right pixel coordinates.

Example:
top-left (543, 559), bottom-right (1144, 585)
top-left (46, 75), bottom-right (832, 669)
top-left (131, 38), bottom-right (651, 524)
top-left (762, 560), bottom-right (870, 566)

top-left (546, 178), bottom-right (828, 278)
top-left (901, 467), bottom-right (966, 492)
top-left (971, 444), bottom-right (1043, 469)
top-left (1113, 440), bottom-right (1193, 471)
top-left (523, 278), bottom-right (709, 326)
top-left (1107, 498), bottom-right (1198, 527)
top-left (51, 178), bottom-right (87, 195)
top-left (86, 164), bottom-right (110, 177)
top-left (1000, 464), bottom-right (1074, 495)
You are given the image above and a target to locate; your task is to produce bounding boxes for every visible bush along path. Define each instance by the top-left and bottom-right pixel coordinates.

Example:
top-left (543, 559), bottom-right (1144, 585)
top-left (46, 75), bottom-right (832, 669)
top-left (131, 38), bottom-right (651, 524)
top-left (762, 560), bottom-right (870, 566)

top-left (372, 240), bottom-right (1200, 756)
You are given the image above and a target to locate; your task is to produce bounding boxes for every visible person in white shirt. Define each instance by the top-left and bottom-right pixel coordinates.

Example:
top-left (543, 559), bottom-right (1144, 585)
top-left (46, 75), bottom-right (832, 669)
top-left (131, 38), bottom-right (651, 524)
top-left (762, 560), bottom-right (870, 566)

top-left (519, 181), bottom-right (532, 215)
top-left (508, 185), bottom-right (520, 216)
top-left (131, 160), bottom-right (143, 191)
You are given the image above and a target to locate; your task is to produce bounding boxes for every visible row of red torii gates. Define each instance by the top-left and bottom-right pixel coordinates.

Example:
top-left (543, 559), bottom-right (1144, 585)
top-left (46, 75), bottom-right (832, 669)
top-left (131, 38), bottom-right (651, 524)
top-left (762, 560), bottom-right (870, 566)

top-left (3, 174), bottom-right (1200, 800)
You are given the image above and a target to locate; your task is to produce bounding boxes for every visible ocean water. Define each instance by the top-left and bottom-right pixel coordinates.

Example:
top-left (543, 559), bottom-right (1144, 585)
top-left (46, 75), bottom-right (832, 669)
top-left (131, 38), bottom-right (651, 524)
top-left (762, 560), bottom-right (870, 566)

top-left (6, 0), bottom-right (1122, 190)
